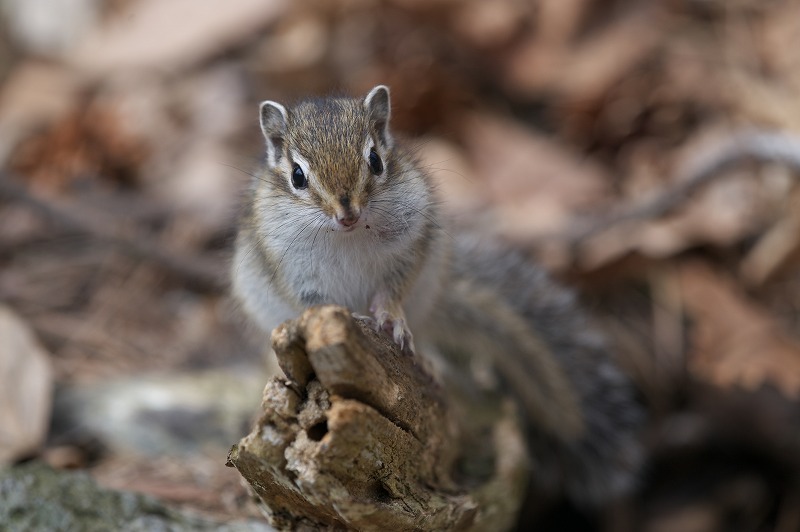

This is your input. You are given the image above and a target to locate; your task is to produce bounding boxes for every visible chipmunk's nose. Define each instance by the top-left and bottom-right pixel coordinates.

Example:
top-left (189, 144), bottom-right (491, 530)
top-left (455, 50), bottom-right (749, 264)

top-left (337, 213), bottom-right (359, 227)
top-left (336, 195), bottom-right (361, 227)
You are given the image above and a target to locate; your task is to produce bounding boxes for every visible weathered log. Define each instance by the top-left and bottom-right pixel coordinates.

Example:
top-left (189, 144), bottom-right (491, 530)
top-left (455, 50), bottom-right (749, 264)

top-left (227, 305), bottom-right (529, 531)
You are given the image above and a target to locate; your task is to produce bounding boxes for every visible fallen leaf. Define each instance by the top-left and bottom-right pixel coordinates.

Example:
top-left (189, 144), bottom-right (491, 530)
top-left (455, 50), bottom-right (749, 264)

top-left (415, 136), bottom-right (488, 217)
top-left (503, 2), bottom-right (662, 101)
top-left (680, 262), bottom-right (800, 399)
top-left (451, 0), bottom-right (531, 50)
top-left (8, 99), bottom-right (148, 191)
top-left (461, 111), bottom-right (611, 238)
top-left (740, 186), bottom-right (800, 286)
top-left (0, 61), bottom-right (83, 165)
top-left (69, 0), bottom-right (287, 75)
top-left (0, 305), bottom-right (54, 464)
top-left (576, 127), bottom-right (795, 271)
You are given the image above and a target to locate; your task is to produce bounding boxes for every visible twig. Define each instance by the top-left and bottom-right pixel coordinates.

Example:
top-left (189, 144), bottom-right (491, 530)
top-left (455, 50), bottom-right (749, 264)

top-left (563, 129), bottom-right (800, 251)
top-left (0, 173), bottom-right (225, 292)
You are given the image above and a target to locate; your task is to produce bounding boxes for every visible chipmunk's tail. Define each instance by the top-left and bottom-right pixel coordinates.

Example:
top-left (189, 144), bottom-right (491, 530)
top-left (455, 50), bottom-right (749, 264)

top-left (428, 235), bottom-right (645, 506)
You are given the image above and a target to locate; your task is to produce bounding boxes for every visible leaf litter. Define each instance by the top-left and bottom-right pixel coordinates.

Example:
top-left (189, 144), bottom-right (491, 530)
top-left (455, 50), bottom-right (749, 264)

top-left (2, 0), bottom-right (800, 529)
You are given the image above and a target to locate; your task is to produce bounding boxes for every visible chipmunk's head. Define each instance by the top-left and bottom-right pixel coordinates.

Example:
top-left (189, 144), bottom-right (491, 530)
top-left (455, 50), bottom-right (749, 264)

top-left (258, 85), bottom-right (393, 232)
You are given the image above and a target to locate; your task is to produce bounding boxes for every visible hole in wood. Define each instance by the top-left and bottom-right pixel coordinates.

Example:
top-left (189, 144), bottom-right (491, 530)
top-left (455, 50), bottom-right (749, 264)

top-left (373, 483), bottom-right (392, 503)
top-left (307, 420), bottom-right (328, 442)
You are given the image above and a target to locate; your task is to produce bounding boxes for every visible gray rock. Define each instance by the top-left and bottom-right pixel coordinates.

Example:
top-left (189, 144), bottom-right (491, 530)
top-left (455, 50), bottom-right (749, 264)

top-left (53, 368), bottom-right (268, 456)
top-left (0, 461), bottom-right (273, 532)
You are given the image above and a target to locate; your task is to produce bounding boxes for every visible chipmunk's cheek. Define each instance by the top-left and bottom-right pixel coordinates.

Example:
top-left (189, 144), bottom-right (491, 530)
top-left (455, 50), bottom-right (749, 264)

top-left (362, 208), bottom-right (398, 239)
top-left (360, 206), bottom-right (370, 226)
top-left (323, 216), bottom-right (343, 232)
top-left (360, 208), bottom-right (382, 234)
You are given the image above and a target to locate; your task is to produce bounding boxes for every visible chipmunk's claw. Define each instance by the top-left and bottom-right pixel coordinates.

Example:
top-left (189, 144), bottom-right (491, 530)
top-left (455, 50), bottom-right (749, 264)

top-left (373, 311), bottom-right (415, 355)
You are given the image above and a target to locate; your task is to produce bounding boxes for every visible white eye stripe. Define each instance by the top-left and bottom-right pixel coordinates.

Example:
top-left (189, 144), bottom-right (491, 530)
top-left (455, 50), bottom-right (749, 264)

top-left (290, 150), bottom-right (312, 176)
top-left (362, 136), bottom-right (373, 161)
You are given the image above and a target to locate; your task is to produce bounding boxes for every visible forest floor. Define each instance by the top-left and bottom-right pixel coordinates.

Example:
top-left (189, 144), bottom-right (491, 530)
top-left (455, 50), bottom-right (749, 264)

top-left (2, 1), bottom-right (800, 530)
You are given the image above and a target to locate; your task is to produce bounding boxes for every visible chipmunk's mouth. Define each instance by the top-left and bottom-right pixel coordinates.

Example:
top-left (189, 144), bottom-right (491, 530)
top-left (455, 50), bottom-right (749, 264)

top-left (331, 207), bottom-right (369, 232)
top-left (329, 218), bottom-right (362, 233)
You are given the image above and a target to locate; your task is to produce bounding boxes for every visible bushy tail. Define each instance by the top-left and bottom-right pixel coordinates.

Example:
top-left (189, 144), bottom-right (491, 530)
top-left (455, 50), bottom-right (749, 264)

top-left (428, 236), bottom-right (645, 505)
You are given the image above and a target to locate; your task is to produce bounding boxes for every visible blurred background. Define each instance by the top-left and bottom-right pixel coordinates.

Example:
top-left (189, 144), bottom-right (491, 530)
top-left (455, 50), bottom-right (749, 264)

top-left (2, 0), bottom-right (800, 530)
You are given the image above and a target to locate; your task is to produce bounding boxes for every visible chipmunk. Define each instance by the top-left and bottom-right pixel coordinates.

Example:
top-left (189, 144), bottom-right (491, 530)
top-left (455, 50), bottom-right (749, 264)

top-left (232, 85), bottom-right (644, 505)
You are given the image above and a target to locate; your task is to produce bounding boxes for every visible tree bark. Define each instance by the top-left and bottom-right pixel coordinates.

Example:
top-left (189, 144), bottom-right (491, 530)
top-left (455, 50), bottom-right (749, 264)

top-left (227, 305), bottom-right (529, 531)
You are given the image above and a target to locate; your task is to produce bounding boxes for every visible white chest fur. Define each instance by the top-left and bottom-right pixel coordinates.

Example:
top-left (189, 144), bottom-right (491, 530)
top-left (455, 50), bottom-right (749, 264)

top-left (234, 202), bottom-right (448, 340)
top-left (268, 221), bottom-right (415, 314)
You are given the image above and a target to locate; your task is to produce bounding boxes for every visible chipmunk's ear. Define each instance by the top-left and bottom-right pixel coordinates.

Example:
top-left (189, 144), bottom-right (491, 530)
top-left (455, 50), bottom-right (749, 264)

top-left (364, 85), bottom-right (392, 147)
top-left (259, 100), bottom-right (288, 166)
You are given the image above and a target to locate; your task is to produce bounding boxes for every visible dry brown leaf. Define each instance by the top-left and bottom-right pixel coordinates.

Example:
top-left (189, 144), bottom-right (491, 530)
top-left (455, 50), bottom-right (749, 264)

top-left (0, 305), bottom-right (54, 464)
top-left (461, 111), bottom-right (611, 238)
top-left (577, 128), bottom-right (795, 271)
top-left (535, 0), bottom-right (588, 47)
top-left (8, 99), bottom-right (148, 191)
top-left (680, 262), bottom-right (800, 399)
top-left (69, 0), bottom-right (287, 76)
top-left (503, 3), bottom-right (661, 101)
top-left (580, 170), bottom-right (775, 270)
top-left (740, 187), bottom-right (800, 286)
top-left (253, 15), bottom-right (328, 73)
top-left (0, 61), bottom-right (83, 165)
top-left (415, 136), bottom-right (487, 217)
top-left (451, 0), bottom-right (531, 50)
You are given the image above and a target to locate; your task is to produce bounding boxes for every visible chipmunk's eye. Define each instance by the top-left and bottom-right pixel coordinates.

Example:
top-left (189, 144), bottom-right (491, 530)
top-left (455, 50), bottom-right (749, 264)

top-left (368, 147), bottom-right (383, 175)
top-left (291, 164), bottom-right (307, 189)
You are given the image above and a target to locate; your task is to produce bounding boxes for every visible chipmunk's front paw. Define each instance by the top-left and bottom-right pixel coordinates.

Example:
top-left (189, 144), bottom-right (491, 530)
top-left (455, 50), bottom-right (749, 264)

top-left (370, 297), bottom-right (415, 354)
top-left (376, 313), bottom-right (415, 355)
